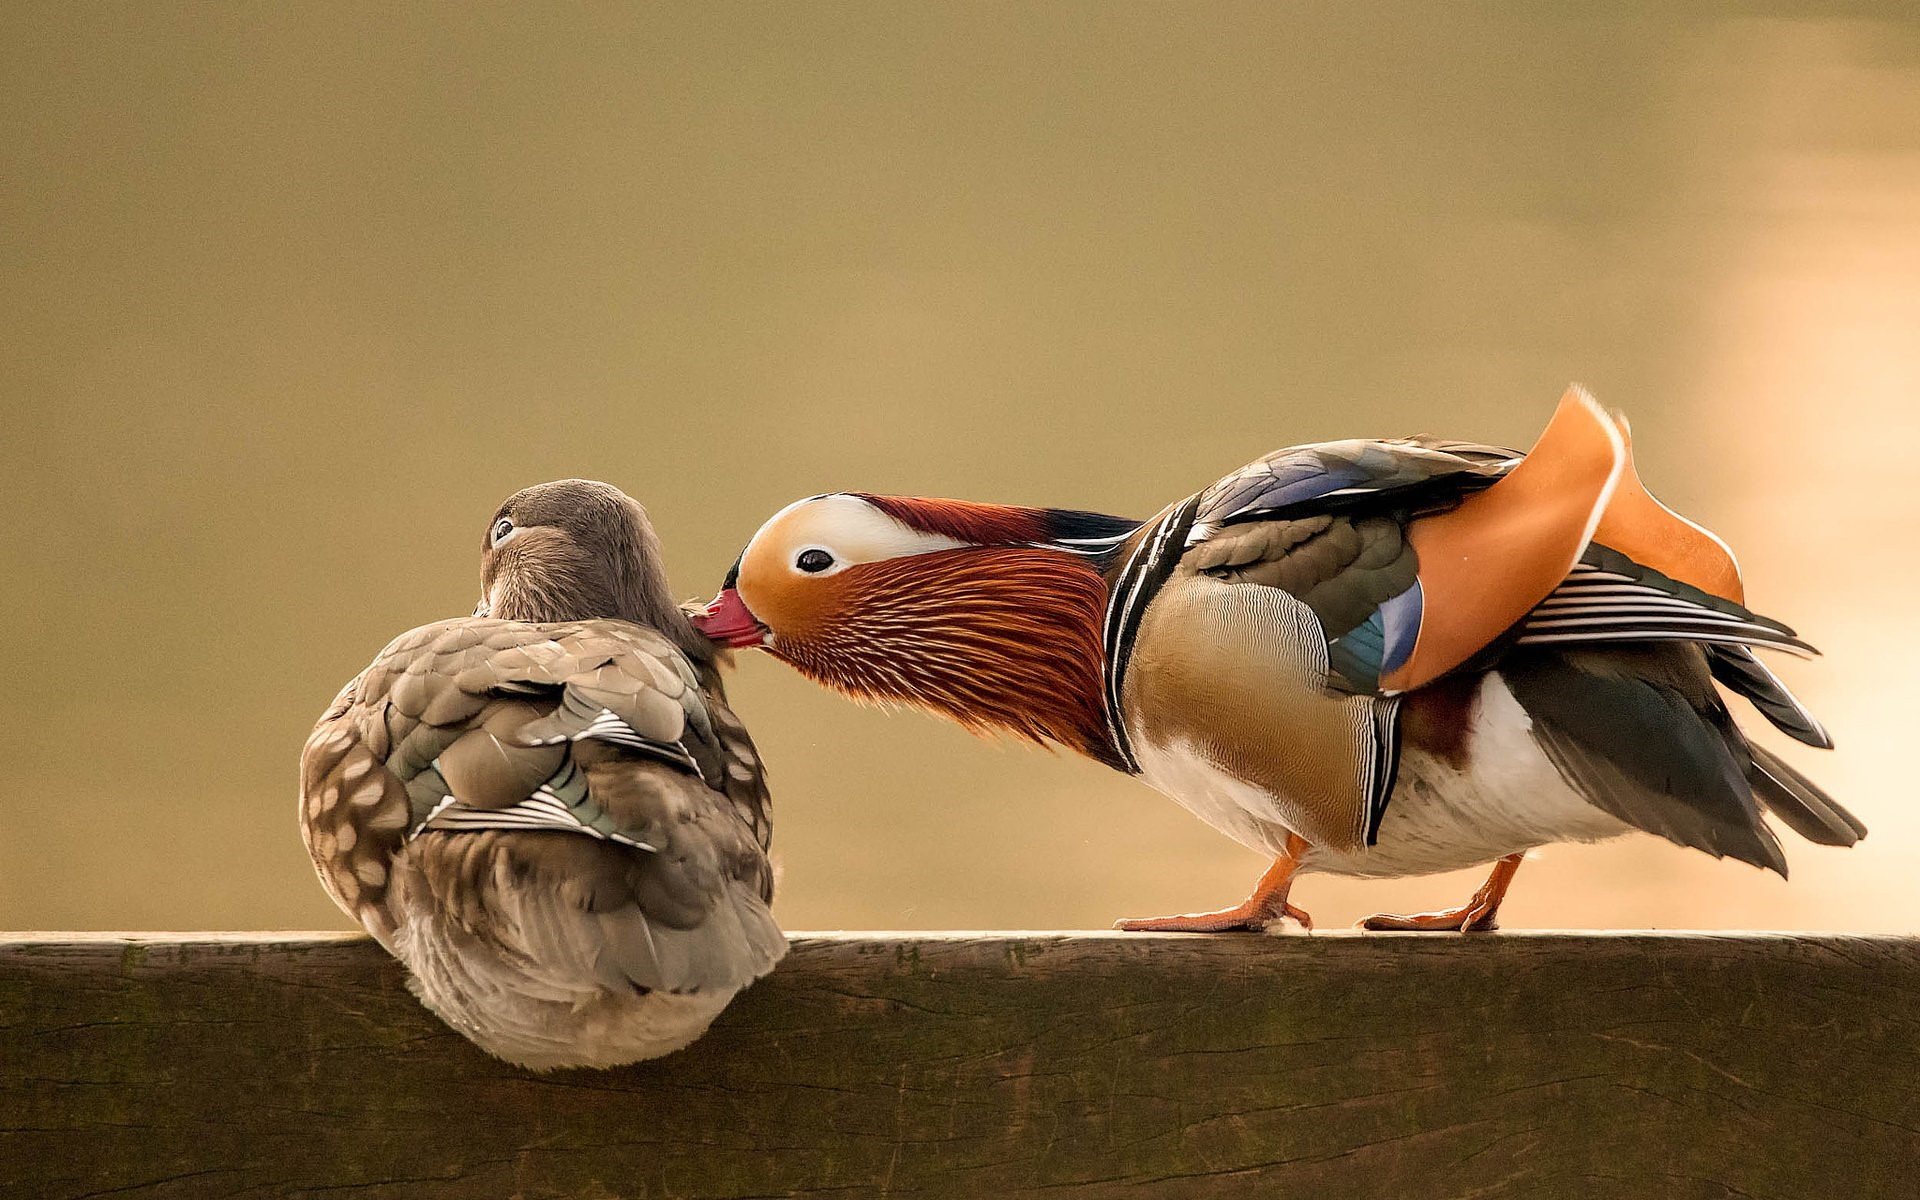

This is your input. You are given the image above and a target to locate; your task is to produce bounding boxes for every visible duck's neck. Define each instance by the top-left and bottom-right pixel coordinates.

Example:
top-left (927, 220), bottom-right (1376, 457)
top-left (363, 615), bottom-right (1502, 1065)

top-left (492, 539), bottom-right (715, 669)
top-left (772, 546), bottom-right (1128, 770)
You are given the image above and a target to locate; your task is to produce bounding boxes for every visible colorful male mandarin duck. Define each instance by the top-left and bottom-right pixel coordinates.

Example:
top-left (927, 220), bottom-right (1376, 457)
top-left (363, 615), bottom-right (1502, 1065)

top-left (696, 390), bottom-right (1860, 932)
top-left (301, 480), bottom-right (783, 1068)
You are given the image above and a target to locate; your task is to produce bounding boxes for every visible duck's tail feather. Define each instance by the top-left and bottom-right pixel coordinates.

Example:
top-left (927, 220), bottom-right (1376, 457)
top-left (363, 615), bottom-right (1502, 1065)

top-left (1746, 741), bottom-right (1865, 847)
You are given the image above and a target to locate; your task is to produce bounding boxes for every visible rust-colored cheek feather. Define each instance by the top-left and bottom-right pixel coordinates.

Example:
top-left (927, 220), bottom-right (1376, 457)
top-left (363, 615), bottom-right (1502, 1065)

top-left (771, 548), bottom-right (1122, 767)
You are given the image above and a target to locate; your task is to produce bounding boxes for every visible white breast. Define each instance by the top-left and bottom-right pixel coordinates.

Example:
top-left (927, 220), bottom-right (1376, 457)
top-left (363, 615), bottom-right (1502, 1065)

top-left (1130, 674), bottom-right (1631, 880)
top-left (1131, 737), bottom-right (1304, 858)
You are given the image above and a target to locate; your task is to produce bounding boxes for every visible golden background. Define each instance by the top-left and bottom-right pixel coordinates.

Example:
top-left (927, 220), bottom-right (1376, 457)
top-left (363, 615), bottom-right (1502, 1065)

top-left (6, 4), bottom-right (1917, 933)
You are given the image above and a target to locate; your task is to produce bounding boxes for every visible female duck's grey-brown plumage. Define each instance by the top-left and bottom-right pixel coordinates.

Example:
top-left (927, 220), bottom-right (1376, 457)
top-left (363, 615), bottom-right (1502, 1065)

top-left (301, 480), bottom-right (782, 1069)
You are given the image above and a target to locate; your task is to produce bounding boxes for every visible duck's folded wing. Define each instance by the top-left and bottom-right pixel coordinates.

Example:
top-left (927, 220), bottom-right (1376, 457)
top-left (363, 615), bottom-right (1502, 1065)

top-left (1154, 424), bottom-right (1526, 847)
top-left (1184, 388), bottom-right (1814, 700)
top-left (402, 775), bottom-right (783, 997)
top-left (300, 617), bottom-right (782, 990)
top-left (1182, 424), bottom-right (1519, 696)
top-left (1498, 645), bottom-right (1787, 871)
top-left (301, 676), bottom-right (415, 943)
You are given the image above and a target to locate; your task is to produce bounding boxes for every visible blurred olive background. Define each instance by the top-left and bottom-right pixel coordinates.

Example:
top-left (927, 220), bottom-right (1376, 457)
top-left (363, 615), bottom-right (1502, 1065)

top-left (5, 3), bottom-right (1918, 933)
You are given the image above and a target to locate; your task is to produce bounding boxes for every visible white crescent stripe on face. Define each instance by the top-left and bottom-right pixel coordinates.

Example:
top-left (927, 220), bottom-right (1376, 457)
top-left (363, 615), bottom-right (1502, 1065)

top-left (743, 494), bottom-right (971, 575)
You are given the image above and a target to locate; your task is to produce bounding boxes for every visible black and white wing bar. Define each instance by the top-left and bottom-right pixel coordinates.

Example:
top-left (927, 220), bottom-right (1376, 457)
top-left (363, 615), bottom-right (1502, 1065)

top-left (1101, 495), bottom-right (1203, 774)
top-left (1516, 564), bottom-right (1815, 658)
top-left (1362, 699), bottom-right (1402, 846)
top-left (409, 752), bottom-right (660, 851)
top-left (405, 702), bottom-right (706, 848)
top-left (412, 791), bottom-right (658, 851)
top-left (573, 707), bottom-right (707, 780)
top-left (524, 702), bottom-right (707, 781)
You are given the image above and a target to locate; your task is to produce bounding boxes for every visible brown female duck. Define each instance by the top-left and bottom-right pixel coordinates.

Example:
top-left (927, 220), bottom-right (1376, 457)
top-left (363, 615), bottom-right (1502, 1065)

top-left (301, 480), bottom-right (781, 1068)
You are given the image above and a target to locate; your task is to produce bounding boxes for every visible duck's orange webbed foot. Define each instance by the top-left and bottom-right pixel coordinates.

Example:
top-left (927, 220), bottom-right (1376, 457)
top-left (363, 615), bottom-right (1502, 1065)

top-left (1116, 835), bottom-right (1312, 934)
top-left (1359, 853), bottom-right (1522, 934)
top-left (1115, 898), bottom-right (1313, 934)
top-left (1359, 904), bottom-right (1499, 933)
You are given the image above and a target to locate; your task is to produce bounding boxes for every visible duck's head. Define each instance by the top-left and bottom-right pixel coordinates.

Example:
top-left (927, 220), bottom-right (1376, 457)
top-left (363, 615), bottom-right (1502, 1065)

top-left (478, 479), bottom-right (704, 657)
top-left (694, 493), bottom-right (1138, 760)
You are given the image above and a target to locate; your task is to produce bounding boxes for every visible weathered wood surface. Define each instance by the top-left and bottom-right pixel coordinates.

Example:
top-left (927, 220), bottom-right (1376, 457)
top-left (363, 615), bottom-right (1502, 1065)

top-left (2, 932), bottom-right (1916, 1199)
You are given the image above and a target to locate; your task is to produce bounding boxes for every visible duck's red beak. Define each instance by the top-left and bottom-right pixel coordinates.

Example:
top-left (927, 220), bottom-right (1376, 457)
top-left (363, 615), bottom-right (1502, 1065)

top-left (693, 587), bottom-right (771, 649)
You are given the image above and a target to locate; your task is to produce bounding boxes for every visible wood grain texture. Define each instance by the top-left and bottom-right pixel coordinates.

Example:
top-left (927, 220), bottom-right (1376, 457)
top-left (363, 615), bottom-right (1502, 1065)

top-left (3, 931), bottom-right (1916, 1199)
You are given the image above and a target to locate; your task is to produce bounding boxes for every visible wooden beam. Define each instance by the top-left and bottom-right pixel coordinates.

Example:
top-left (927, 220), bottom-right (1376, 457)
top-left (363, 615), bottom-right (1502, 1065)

top-left (4, 932), bottom-right (1916, 1198)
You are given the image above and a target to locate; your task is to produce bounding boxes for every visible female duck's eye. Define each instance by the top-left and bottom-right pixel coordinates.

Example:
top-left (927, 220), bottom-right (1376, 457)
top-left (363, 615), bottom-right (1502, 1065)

top-left (490, 518), bottom-right (515, 547)
top-left (795, 548), bottom-right (835, 573)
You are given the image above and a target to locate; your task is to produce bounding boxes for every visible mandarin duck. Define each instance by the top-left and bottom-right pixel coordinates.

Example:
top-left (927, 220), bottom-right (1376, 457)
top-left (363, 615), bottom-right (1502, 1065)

top-left (300, 480), bottom-right (783, 1068)
top-left (695, 390), bottom-right (1861, 933)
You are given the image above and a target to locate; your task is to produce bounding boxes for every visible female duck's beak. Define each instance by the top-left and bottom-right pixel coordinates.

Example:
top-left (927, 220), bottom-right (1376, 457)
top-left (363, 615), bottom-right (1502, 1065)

top-left (694, 587), bottom-right (771, 649)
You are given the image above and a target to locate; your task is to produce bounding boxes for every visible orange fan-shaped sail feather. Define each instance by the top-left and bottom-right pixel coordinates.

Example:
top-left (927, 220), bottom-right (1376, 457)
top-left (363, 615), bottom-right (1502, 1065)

top-left (1384, 388), bottom-right (1625, 693)
top-left (1591, 417), bottom-right (1745, 605)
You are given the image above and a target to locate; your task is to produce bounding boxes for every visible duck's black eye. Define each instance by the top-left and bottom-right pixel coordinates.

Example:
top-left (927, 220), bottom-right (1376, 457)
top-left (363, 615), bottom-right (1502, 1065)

top-left (795, 548), bottom-right (835, 573)
top-left (490, 517), bottom-right (515, 548)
